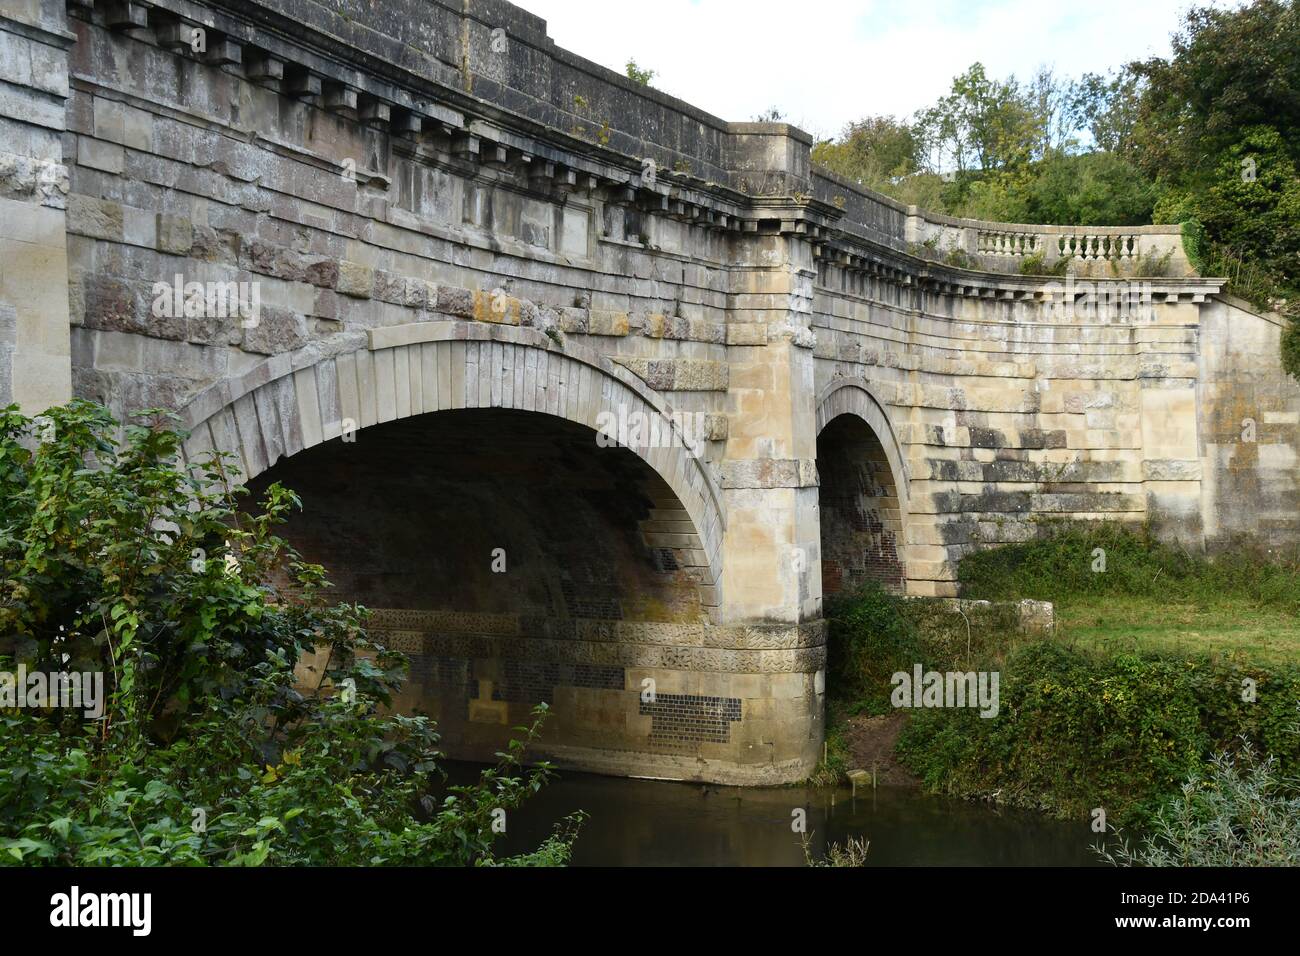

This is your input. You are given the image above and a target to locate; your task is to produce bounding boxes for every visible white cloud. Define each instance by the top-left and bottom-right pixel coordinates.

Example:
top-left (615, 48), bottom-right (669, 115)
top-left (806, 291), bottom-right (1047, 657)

top-left (516, 0), bottom-right (1210, 139)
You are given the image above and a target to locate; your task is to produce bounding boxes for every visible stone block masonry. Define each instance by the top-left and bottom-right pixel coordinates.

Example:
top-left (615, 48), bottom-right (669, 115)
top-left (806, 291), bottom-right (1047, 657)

top-left (2, 0), bottom-right (1298, 784)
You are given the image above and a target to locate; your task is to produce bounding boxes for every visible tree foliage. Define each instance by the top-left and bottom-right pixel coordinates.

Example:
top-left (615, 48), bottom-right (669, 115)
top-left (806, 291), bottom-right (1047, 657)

top-left (812, 115), bottom-right (922, 187)
top-left (1135, 1), bottom-right (1300, 325)
top-left (916, 63), bottom-right (1045, 175)
top-left (811, 0), bottom-right (1299, 355)
top-left (1130, 0), bottom-right (1300, 178)
top-left (0, 401), bottom-right (576, 866)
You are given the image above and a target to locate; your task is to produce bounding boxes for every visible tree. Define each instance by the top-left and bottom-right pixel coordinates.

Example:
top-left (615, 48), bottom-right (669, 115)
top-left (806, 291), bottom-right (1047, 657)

top-left (1129, 1), bottom-right (1300, 332)
top-left (1027, 65), bottom-right (1085, 158)
top-left (1021, 151), bottom-right (1160, 226)
top-left (1131, 0), bottom-right (1300, 178)
top-left (812, 115), bottom-right (922, 188)
top-left (917, 63), bottom-right (1043, 175)
top-left (1073, 69), bottom-right (1144, 155)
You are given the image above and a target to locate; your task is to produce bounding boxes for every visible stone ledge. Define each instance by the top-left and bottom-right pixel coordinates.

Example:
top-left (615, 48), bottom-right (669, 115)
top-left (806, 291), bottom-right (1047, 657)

top-left (368, 607), bottom-right (826, 651)
top-left (404, 631), bottom-right (826, 675)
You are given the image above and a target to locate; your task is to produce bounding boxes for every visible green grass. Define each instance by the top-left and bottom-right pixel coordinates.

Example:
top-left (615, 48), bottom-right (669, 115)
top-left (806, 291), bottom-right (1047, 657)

top-left (958, 521), bottom-right (1300, 661)
top-left (1060, 595), bottom-right (1300, 665)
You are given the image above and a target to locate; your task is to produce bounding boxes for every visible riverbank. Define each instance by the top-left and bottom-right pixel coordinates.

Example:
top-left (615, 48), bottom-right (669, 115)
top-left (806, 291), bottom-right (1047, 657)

top-left (816, 523), bottom-right (1300, 828)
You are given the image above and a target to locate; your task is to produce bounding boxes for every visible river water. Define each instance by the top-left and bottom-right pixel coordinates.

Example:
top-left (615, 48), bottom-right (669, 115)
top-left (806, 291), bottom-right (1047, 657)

top-left (450, 764), bottom-right (1102, 866)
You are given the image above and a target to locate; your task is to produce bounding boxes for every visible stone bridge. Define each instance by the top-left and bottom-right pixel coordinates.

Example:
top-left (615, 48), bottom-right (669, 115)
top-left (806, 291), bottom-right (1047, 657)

top-left (4, 0), bottom-right (1299, 783)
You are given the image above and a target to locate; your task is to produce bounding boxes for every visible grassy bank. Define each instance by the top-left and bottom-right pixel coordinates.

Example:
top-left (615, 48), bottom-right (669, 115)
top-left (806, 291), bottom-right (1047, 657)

top-left (820, 524), bottom-right (1300, 827)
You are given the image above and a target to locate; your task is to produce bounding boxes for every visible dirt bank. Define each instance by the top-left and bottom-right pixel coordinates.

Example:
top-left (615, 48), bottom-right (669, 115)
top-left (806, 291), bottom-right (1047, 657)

top-left (840, 711), bottom-right (919, 787)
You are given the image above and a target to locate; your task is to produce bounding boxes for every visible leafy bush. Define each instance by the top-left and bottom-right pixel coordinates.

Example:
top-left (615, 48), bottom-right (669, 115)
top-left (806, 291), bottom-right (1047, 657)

top-left (0, 401), bottom-right (575, 866)
top-left (1097, 742), bottom-right (1300, 866)
top-left (822, 524), bottom-right (1300, 827)
top-left (1284, 317), bottom-right (1300, 381)
top-left (895, 640), bottom-right (1300, 825)
top-left (824, 583), bottom-right (921, 715)
top-left (1020, 151), bottom-right (1159, 227)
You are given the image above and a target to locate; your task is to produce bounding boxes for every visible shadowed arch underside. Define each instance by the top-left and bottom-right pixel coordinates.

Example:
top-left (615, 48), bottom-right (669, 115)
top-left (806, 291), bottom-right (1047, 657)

top-left (815, 381), bottom-right (911, 594)
top-left (176, 322), bottom-right (725, 613)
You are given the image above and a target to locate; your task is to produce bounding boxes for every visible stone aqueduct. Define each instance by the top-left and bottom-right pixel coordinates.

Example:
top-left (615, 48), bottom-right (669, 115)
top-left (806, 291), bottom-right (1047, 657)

top-left (4, 0), bottom-right (1300, 782)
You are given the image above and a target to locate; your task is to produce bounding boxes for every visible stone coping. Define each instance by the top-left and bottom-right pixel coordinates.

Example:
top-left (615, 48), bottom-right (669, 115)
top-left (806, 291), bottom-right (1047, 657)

top-left (367, 607), bottom-right (827, 652)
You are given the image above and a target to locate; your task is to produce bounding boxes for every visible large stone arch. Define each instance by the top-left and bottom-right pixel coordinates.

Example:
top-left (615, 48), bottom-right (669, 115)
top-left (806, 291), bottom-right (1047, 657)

top-left (814, 379), bottom-right (912, 593)
top-left (175, 321), bottom-right (725, 615)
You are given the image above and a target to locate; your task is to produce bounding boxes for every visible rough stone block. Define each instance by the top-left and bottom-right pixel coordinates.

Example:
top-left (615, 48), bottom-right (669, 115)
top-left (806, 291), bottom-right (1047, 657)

top-left (434, 284), bottom-right (474, 318)
top-left (82, 274), bottom-right (141, 334)
top-left (240, 237), bottom-right (306, 282)
top-left (66, 195), bottom-right (123, 241)
top-left (373, 269), bottom-right (408, 304)
top-left (189, 225), bottom-right (238, 263)
top-left (241, 305), bottom-right (309, 355)
top-left (587, 309), bottom-right (629, 336)
top-left (156, 214), bottom-right (192, 256)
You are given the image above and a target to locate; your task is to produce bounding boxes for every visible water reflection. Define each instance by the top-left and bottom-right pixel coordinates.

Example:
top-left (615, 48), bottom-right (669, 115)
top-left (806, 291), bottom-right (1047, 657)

top-left (445, 764), bottom-right (1101, 867)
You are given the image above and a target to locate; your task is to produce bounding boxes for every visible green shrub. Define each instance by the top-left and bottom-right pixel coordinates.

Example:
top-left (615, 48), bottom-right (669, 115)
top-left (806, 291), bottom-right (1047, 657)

top-left (1181, 218), bottom-right (1208, 273)
top-left (1097, 742), bottom-right (1300, 866)
top-left (1018, 251), bottom-right (1048, 275)
top-left (0, 401), bottom-right (576, 866)
top-left (944, 247), bottom-right (973, 270)
top-left (825, 524), bottom-right (1300, 827)
top-left (1284, 318), bottom-right (1300, 380)
top-left (825, 583), bottom-right (921, 714)
top-left (895, 641), bottom-right (1300, 825)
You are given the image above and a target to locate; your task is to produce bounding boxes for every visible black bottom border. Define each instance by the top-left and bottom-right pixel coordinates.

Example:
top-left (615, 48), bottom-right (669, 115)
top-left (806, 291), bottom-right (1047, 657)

top-left (2, 864), bottom-right (1282, 942)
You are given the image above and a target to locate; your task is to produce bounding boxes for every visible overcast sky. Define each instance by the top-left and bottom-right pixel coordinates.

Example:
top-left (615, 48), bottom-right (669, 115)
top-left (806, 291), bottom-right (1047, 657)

top-left (519, 0), bottom-right (1211, 139)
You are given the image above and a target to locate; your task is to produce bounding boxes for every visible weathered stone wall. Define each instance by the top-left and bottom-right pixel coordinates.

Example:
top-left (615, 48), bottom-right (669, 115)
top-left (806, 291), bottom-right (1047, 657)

top-left (3, 0), bottom-right (1298, 782)
top-left (809, 259), bottom-right (1300, 595)
top-left (1197, 295), bottom-right (1300, 548)
top-left (0, 0), bottom-right (73, 411)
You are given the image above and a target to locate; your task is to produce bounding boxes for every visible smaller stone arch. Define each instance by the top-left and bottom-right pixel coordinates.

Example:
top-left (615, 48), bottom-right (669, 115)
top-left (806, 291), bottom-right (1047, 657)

top-left (815, 379), bottom-right (912, 593)
top-left (815, 379), bottom-right (911, 505)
